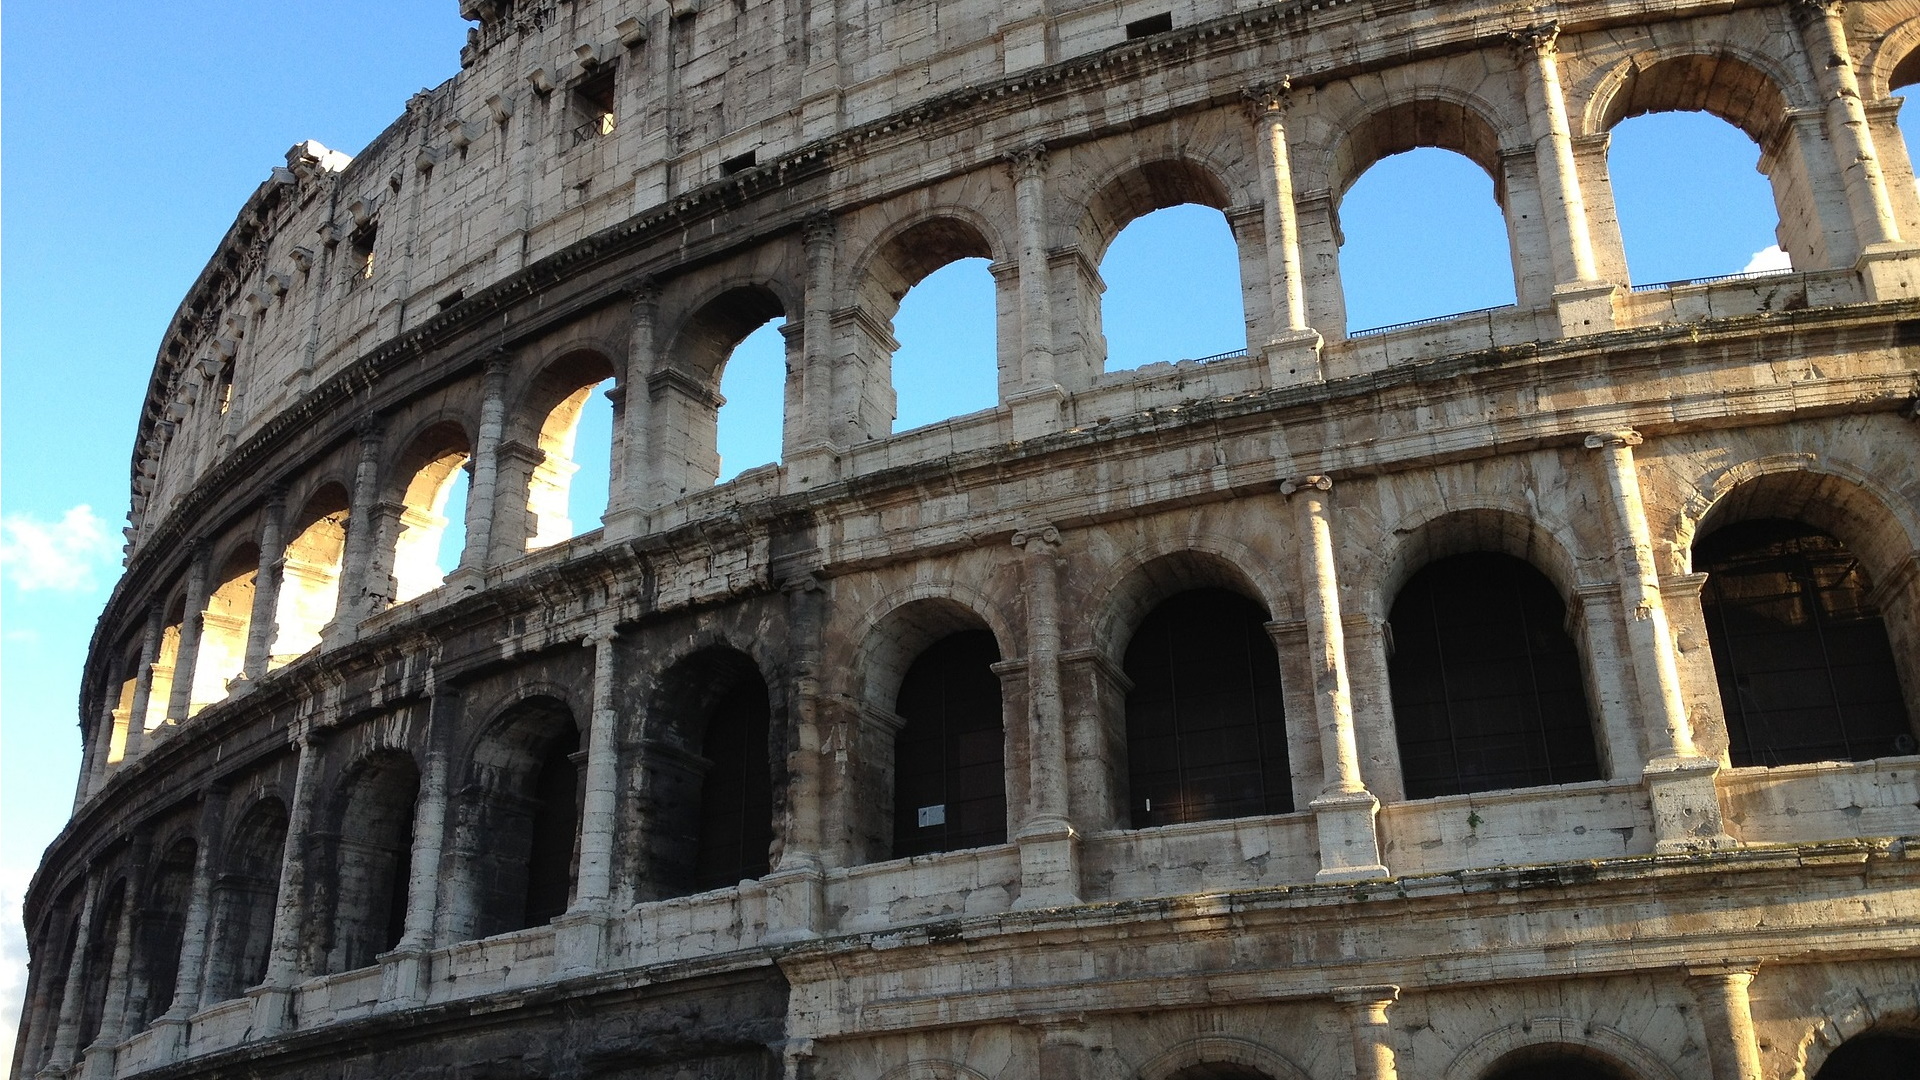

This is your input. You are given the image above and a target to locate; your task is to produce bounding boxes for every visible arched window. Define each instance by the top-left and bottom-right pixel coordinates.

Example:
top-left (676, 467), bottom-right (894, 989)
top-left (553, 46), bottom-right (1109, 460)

top-left (389, 425), bottom-right (472, 604)
top-left (1815, 1030), bottom-right (1920, 1079)
top-left (1083, 161), bottom-right (1247, 373)
top-left (204, 799), bottom-right (287, 1001)
top-left (189, 547), bottom-right (259, 715)
top-left (269, 487), bottom-right (349, 665)
top-left (1696, 519), bottom-right (1914, 766)
top-left (1339, 147), bottom-right (1516, 332)
top-left (644, 649), bottom-right (776, 898)
top-left (521, 353), bottom-right (618, 549)
top-left (663, 285), bottom-right (789, 494)
top-left (137, 839), bottom-right (198, 1025)
top-left (454, 698), bottom-right (581, 939)
top-left (716, 322), bottom-right (786, 483)
top-left (77, 880), bottom-right (126, 1048)
top-left (321, 751), bottom-right (418, 973)
top-left (1387, 552), bottom-right (1601, 798)
top-left (892, 630), bottom-right (1005, 858)
top-left (1598, 54), bottom-right (1800, 279)
top-left (145, 607), bottom-right (184, 725)
top-left (1100, 204), bottom-right (1246, 370)
top-left (862, 217), bottom-right (998, 432)
top-left (1123, 589), bottom-right (1290, 828)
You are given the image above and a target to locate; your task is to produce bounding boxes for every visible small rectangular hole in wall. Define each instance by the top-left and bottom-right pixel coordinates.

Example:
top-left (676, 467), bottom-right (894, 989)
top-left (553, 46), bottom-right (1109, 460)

top-left (570, 67), bottom-right (618, 144)
top-left (720, 150), bottom-right (757, 175)
top-left (1126, 13), bottom-right (1173, 38)
top-left (437, 289), bottom-right (465, 312)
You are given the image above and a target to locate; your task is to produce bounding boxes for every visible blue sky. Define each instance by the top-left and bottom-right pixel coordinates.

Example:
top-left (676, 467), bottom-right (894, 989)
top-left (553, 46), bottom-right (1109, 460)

top-left (3, 1), bottom-right (1886, 1061)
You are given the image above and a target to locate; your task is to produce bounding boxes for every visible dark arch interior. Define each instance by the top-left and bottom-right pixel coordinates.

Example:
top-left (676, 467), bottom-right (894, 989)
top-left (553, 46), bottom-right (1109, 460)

top-left (1815, 1031), bottom-right (1920, 1080)
top-left (77, 880), bottom-right (126, 1046)
top-left (324, 752), bottom-right (419, 973)
top-left (892, 629), bottom-right (1005, 859)
top-left (1696, 518), bottom-right (1913, 767)
top-left (1484, 1047), bottom-right (1631, 1080)
top-left (206, 799), bottom-right (288, 1000)
top-left (692, 677), bottom-right (774, 891)
top-left (1167, 1065), bottom-right (1275, 1080)
top-left (1124, 588), bottom-right (1291, 828)
top-left (648, 648), bottom-right (777, 897)
top-left (463, 697), bottom-right (583, 938)
top-left (139, 839), bottom-right (199, 1024)
top-left (1388, 552), bottom-right (1601, 799)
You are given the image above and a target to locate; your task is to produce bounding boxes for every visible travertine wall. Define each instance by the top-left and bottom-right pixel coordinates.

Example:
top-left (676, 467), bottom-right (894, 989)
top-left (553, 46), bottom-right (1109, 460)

top-left (19, 0), bottom-right (1920, 1079)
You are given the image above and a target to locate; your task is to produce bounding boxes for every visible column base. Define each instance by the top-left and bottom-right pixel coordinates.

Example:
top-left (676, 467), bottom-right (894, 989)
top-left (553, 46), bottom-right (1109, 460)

top-left (1012, 817), bottom-right (1082, 909)
top-left (1312, 790), bottom-right (1389, 882)
top-left (246, 983), bottom-right (294, 1039)
top-left (442, 566), bottom-right (487, 594)
top-left (1551, 280), bottom-right (1621, 336)
top-left (783, 443), bottom-right (844, 493)
top-left (145, 1013), bottom-right (190, 1065)
top-left (1645, 755), bottom-right (1736, 854)
top-left (762, 860), bottom-right (828, 944)
top-left (80, 1042), bottom-right (118, 1080)
top-left (376, 946), bottom-right (434, 1008)
top-left (599, 505), bottom-right (649, 542)
top-left (1856, 242), bottom-right (1920, 301)
top-left (1007, 384), bottom-right (1070, 442)
top-left (1263, 329), bottom-right (1326, 387)
top-left (550, 910), bottom-right (611, 977)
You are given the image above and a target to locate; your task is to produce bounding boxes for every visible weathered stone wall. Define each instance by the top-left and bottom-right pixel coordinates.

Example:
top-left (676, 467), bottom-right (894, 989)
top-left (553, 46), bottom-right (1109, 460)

top-left (19, 0), bottom-right (1920, 1078)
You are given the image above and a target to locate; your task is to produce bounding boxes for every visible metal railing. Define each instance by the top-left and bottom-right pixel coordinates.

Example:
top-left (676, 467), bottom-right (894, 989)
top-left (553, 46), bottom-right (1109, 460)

top-left (1629, 268), bottom-right (1795, 292)
top-left (1347, 303), bottom-right (1514, 339)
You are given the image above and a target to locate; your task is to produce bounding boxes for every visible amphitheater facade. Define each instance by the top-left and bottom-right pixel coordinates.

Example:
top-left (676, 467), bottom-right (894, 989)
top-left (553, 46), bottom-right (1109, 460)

top-left (16, 0), bottom-right (1920, 1077)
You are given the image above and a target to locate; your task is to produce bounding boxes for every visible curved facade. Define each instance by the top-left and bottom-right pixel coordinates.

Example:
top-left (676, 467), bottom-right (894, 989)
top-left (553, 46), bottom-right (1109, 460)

top-left (17, 0), bottom-right (1920, 1078)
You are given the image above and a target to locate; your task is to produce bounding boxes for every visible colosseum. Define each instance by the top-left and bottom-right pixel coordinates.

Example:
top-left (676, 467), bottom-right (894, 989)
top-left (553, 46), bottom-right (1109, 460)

top-left (15, 0), bottom-right (1920, 1077)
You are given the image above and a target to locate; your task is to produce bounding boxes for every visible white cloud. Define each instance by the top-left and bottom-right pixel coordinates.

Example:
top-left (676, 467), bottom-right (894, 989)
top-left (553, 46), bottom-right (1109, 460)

top-left (0, 864), bottom-right (33, 1071)
top-left (1742, 245), bottom-right (1792, 274)
top-left (0, 505), bottom-right (116, 592)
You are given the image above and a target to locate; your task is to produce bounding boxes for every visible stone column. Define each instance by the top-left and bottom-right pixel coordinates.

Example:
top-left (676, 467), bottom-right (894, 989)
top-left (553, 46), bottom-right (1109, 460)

top-left (1033, 1021), bottom-right (1096, 1080)
top-left (787, 215), bottom-right (841, 487)
top-left (80, 885), bottom-right (139, 1080)
top-left (1245, 83), bottom-right (1325, 383)
top-left (1284, 476), bottom-right (1388, 881)
top-left (152, 786), bottom-right (229, 1062)
top-left (164, 545), bottom-right (212, 724)
top-left (1334, 985), bottom-right (1402, 1080)
top-left (606, 279), bottom-right (659, 534)
top-left (251, 729), bottom-right (324, 1037)
top-left (1512, 24), bottom-right (1618, 334)
top-left (40, 872), bottom-right (102, 1076)
top-left (383, 698), bottom-right (450, 1005)
top-left (551, 631), bottom-right (621, 971)
top-left (123, 606), bottom-right (164, 763)
top-left (1007, 145), bottom-right (1066, 439)
top-left (1585, 431), bottom-right (1730, 851)
top-left (1687, 965), bottom-right (1764, 1080)
top-left (766, 574), bottom-right (829, 942)
top-left (1012, 524), bottom-right (1080, 908)
top-left (1795, 0), bottom-right (1902, 250)
top-left (241, 487), bottom-right (290, 681)
top-left (333, 416), bottom-right (388, 631)
top-left (456, 354), bottom-right (512, 577)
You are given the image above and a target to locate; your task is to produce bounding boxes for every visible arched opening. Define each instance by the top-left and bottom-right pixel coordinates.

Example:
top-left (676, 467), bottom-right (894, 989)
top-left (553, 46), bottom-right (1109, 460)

top-left (107, 644), bottom-right (139, 765)
top-left (1895, 53), bottom-right (1920, 203)
top-left (1123, 588), bottom-right (1291, 828)
top-left (144, 606), bottom-right (184, 727)
top-left (203, 799), bottom-right (287, 1001)
top-left (664, 285), bottom-right (789, 493)
top-left (453, 696), bottom-right (582, 940)
top-left (189, 545), bottom-right (258, 715)
top-left (1815, 1029), bottom-right (1920, 1079)
top-left (861, 217), bottom-right (999, 432)
top-left (320, 751), bottom-right (419, 974)
top-left (1083, 161), bottom-right (1247, 371)
top-left (1696, 519), bottom-right (1914, 766)
top-left (136, 838), bottom-right (197, 1025)
top-left (1482, 1045), bottom-right (1633, 1080)
top-left (1598, 54), bottom-right (1798, 279)
top-left (77, 879), bottom-right (126, 1048)
top-left (1165, 1066), bottom-right (1276, 1080)
top-left (892, 629), bottom-right (1006, 858)
top-left (1339, 148), bottom-right (1517, 332)
top-left (520, 352), bottom-right (618, 550)
top-left (389, 424), bottom-right (471, 604)
top-left (642, 648), bottom-right (775, 898)
top-left (1388, 552), bottom-right (1602, 798)
top-left (32, 917), bottom-right (81, 1070)
top-left (268, 486), bottom-right (349, 666)
top-left (1331, 99), bottom-right (1516, 334)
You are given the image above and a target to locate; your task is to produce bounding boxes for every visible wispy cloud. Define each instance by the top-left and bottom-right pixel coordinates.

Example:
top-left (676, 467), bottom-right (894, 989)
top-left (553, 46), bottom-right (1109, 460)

top-left (1742, 245), bottom-right (1792, 274)
top-left (0, 505), bottom-right (116, 592)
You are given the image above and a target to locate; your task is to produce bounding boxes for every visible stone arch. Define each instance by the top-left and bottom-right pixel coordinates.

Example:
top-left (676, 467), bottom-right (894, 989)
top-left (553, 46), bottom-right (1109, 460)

top-left (1076, 156), bottom-right (1238, 267)
top-left (386, 420), bottom-right (473, 604)
top-left (268, 482), bottom-right (351, 665)
top-left (1089, 538), bottom-right (1287, 665)
top-left (136, 834), bottom-right (199, 1025)
top-left (445, 691), bottom-right (583, 940)
top-left (76, 874), bottom-right (128, 1049)
top-left (202, 795), bottom-right (287, 1002)
top-left (874, 1061), bottom-right (994, 1080)
top-left (1795, 986), bottom-right (1920, 1079)
top-left (638, 644), bottom-right (779, 898)
top-left (314, 747), bottom-right (420, 974)
top-left (1443, 1018), bottom-right (1682, 1080)
top-left (189, 542), bottom-right (261, 714)
top-left (1862, 17), bottom-right (1920, 99)
top-left (859, 587), bottom-right (1016, 711)
top-left (1372, 501), bottom-right (1588, 620)
top-left (1324, 93), bottom-right (1513, 203)
top-left (1582, 48), bottom-right (1804, 148)
top-left (654, 282), bottom-right (794, 496)
top-left (508, 348), bottom-right (621, 552)
top-left (1134, 1035), bottom-right (1311, 1080)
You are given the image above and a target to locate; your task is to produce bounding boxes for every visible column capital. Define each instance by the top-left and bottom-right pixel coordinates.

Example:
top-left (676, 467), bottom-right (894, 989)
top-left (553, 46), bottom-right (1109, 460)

top-left (802, 211), bottom-right (837, 250)
top-left (1790, 0), bottom-right (1844, 25)
top-left (483, 348), bottom-right (513, 383)
top-left (1281, 474), bottom-right (1333, 495)
top-left (263, 483), bottom-right (290, 513)
top-left (1006, 142), bottom-right (1049, 179)
top-left (1686, 960), bottom-right (1762, 981)
top-left (584, 623), bottom-right (620, 647)
top-left (1242, 79), bottom-right (1294, 120)
top-left (621, 273), bottom-right (661, 305)
top-left (355, 412), bottom-right (387, 443)
top-left (1013, 524), bottom-right (1061, 549)
top-left (1584, 429), bottom-right (1644, 450)
top-left (1333, 984), bottom-right (1402, 1008)
top-left (1507, 21), bottom-right (1560, 57)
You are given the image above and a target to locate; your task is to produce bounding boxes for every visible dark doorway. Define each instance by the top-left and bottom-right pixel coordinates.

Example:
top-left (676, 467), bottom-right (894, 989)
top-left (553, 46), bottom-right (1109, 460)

top-left (1815, 1031), bottom-right (1920, 1079)
top-left (692, 680), bottom-right (774, 891)
top-left (893, 630), bottom-right (1006, 858)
